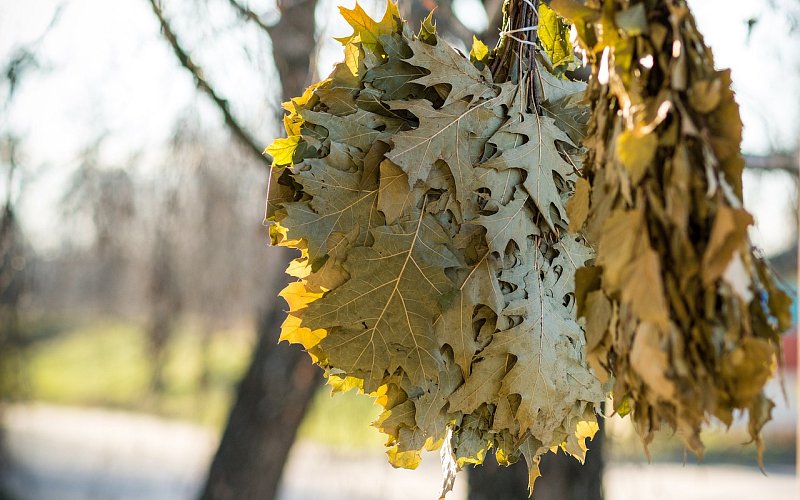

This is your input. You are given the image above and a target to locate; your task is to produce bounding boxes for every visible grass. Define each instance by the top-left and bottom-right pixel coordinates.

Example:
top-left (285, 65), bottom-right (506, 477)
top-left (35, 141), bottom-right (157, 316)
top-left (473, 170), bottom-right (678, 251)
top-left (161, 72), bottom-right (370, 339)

top-left (14, 316), bottom-right (385, 448)
top-left (19, 317), bottom-right (252, 427)
top-left (299, 387), bottom-right (385, 449)
top-left (14, 316), bottom-right (796, 459)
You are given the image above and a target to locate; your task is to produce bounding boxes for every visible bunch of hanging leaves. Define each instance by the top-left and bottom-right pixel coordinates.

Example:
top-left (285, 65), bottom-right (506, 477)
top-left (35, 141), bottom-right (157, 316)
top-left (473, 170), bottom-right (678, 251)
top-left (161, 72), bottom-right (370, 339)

top-left (265, 1), bottom-right (605, 494)
top-left (550, 0), bottom-right (792, 460)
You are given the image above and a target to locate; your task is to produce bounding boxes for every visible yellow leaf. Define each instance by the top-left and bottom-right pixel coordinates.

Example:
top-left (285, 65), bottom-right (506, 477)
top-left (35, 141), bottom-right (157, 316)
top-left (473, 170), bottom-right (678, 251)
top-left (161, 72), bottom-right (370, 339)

top-left (279, 313), bottom-right (325, 355)
top-left (469, 36), bottom-right (489, 64)
top-left (621, 249), bottom-right (669, 327)
top-left (327, 374), bottom-right (363, 394)
top-left (371, 383), bottom-right (406, 409)
top-left (494, 447), bottom-right (512, 466)
top-left (615, 129), bottom-right (657, 183)
top-left (279, 280), bottom-right (324, 312)
top-left (283, 114), bottom-right (301, 136)
top-left (285, 254), bottom-right (312, 280)
top-left (268, 220), bottom-right (304, 248)
top-left (538, 3), bottom-right (574, 69)
top-left (387, 446), bottom-right (421, 469)
top-left (630, 322), bottom-right (675, 400)
top-left (342, 41), bottom-right (361, 79)
top-left (282, 79), bottom-right (326, 115)
top-left (265, 135), bottom-right (300, 167)
top-left (576, 419), bottom-right (599, 443)
top-left (278, 281), bottom-right (327, 353)
top-left (337, 2), bottom-right (400, 53)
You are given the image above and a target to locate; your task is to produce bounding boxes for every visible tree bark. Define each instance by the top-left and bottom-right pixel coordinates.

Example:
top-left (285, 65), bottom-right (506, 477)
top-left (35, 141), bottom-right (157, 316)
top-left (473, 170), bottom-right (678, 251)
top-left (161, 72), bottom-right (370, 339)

top-left (196, 0), bottom-right (320, 499)
top-left (199, 277), bottom-right (321, 500)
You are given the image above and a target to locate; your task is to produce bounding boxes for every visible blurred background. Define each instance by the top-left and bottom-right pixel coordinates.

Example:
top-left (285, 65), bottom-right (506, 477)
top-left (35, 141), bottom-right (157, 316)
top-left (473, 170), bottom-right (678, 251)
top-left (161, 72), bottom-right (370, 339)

top-left (0, 0), bottom-right (797, 499)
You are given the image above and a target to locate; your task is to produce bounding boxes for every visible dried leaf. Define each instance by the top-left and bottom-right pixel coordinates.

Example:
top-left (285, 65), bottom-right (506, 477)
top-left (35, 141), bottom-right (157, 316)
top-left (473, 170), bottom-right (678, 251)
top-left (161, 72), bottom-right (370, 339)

top-left (266, 4), bottom-right (604, 494)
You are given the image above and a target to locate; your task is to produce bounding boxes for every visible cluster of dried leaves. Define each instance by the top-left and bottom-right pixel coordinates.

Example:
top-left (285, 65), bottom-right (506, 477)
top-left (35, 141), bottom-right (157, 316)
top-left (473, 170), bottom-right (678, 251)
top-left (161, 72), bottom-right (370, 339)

top-left (552, 0), bottom-right (792, 460)
top-left (265, 0), bottom-right (791, 494)
top-left (265, 2), bottom-right (606, 494)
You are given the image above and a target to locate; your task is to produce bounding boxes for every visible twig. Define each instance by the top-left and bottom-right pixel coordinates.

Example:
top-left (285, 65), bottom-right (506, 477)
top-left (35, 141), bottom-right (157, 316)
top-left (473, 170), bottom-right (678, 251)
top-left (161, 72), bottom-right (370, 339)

top-left (226, 0), bottom-right (274, 36)
top-left (744, 153), bottom-right (799, 175)
top-left (491, 0), bottom-right (541, 113)
top-left (146, 0), bottom-right (269, 166)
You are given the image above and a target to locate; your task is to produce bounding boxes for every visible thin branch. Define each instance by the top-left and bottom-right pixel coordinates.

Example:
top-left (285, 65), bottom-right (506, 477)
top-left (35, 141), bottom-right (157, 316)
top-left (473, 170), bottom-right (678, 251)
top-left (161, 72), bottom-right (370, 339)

top-left (744, 153), bottom-right (798, 175)
top-left (226, 0), bottom-right (274, 36)
top-left (146, 0), bottom-right (269, 166)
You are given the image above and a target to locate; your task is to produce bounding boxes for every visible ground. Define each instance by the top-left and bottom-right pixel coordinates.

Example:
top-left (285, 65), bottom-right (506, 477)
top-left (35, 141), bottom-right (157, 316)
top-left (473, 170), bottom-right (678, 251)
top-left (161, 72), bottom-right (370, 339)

top-left (1, 404), bottom-right (795, 500)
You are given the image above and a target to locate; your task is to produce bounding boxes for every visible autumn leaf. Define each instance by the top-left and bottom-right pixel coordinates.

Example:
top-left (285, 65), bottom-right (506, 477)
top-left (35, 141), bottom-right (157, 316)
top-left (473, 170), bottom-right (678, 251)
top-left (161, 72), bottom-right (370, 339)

top-left (482, 110), bottom-right (578, 231)
top-left (404, 37), bottom-right (496, 106)
top-left (386, 96), bottom-right (506, 211)
top-left (302, 213), bottom-right (459, 391)
top-left (564, 0), bottom-right (789, 462)
top-left (485, 255), bottom-right (602, 445)
top-left (538, 3), bottom-right (574, 70)
top-left (337, 1), bottom-right (400, 54)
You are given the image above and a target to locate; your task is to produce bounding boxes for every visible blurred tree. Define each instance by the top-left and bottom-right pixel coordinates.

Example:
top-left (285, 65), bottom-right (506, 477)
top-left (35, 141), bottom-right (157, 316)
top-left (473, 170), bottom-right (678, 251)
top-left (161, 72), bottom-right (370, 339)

top-left (146, 228), bottom-right (183, 393)
top-left (0, 138), bottom-right (28, 401)
top-left (145, 1), bottom-right (321, 498)
top-left (0, 21), bottom-right (59, 489)
top-left (61, 150), bottom-right (137, 312)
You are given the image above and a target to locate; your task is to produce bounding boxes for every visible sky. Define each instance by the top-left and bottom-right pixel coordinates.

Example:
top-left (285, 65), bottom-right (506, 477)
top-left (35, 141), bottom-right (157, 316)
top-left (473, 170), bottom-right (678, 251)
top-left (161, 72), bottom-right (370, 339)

top-left (0, 0), bottom-right (798, 255)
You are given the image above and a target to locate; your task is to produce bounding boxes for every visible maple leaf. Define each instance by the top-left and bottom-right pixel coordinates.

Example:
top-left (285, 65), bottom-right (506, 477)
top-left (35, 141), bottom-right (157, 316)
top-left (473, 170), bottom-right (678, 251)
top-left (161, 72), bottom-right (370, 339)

top-left (404, 38), bottom-right (496, 106)
top-left (471, 188), bottom-right (539, 255)
top-left (377, 160), bottom-right (417, 224)
top-left (336, 2), bottom-right (400, 54)
top-left (447, 352), bottom-right (509, 414)
top-left (411, 359), bottom-right (463, 444)
top-left (302, 213), bottom-right (459, 391)
top-left (385, 96), bottom-right (506, 211)
top-left (365, 60), bottom-right (427, 101)
top-left (482, 111), bottom-right (577, 231)
top-left (436, 257), bottom-right (504, 378)
top-left (281, 158), bottom-right (383, 262)
top-left (546, 235), bottom-right (594, 317)
top-left (538, 3), bottom-right (574, 70)
top-left (299, 108), bottom-right (403, 152)
top-left (534, 59), bottom-right (586, 104)
top-left (486, 254), bottom-right (603, 445)
top-left (543, 91), bottom-right (590, 143)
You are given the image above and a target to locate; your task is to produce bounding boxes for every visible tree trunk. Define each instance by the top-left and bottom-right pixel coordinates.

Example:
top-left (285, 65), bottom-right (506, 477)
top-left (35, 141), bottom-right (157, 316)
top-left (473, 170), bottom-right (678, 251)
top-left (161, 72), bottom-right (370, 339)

top-left (468, 428), bottom-right (604, 500)
top-left (199, 0), bottom-right (320, 498)
top-left (199, 283), bottom-right (321, 500)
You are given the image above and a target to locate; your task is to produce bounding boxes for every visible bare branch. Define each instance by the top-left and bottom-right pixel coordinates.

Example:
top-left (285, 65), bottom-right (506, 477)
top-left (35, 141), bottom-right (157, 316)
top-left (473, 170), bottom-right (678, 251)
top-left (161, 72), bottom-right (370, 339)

top-left (744, 152), bottom-right (799, 175)
top-left (146, 0), bottom-right (269, 166)
top-left (226, 0), bottom-right (274, 36)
